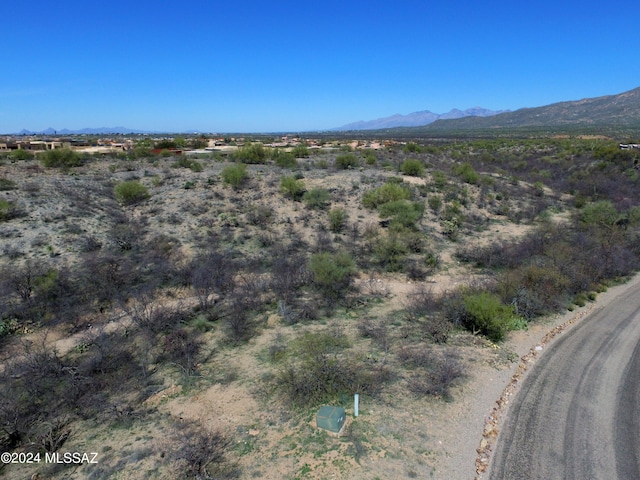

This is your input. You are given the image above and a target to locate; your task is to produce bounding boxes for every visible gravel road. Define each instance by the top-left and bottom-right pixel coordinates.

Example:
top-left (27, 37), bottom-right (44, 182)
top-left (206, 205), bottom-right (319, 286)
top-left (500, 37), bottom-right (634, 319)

top-left (488, 279), bottom-right (640, 479)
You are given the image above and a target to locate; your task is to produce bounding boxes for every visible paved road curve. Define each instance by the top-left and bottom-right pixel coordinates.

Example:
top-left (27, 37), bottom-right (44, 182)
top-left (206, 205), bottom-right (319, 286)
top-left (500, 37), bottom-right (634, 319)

top-left (489, 280), bottom-right (640, 480)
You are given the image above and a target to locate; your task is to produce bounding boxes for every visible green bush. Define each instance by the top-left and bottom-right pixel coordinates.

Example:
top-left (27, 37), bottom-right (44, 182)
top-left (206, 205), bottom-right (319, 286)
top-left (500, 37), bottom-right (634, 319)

top-left (291, 144), bottom-right (310, 158)
top-left (462, 292), bottom-right (521, 342)
top-left (172, 156), bottom-right (203, 172)
top-left (0, 200), bottom-right (22, 221)
top-left (374, 233), bottom-right (409, 272)
top-left (362, 182), bottom-right (411, 209)
top-left (10, 149), bottom-right (33, 161)
top-left (378, 200), bottom-right (424, 229)
top-left (578, 200), bottom-right (618, 228)
top-left (280, 175), bottom-right (305, 200)
top-left (335, 153), bottom-right (359, 169)
top-left (303, 187), bottom-right (330, 210)
top-left (431, 170), bottom-right (447, 189)
top-left (114, 180), bottom-right (150, 205)
top-left (274, 350), bottom-right (385, 408)
top-left (309, 251), bottom-right (355, 298)
top-left (428, 195), bottom-right (443, 213)
top-left (401, 158), bottom-right (424, 176)
top-left (328, 208), bottom-right (347, 233)
top-left (221, 163), bottom-right (248, 189)
top-left (452, 162), bottom-right (480, 184)
top-left (131, 146), bottom-right (153, 159)
top-left (363, 151), bottom-right (378, 165)
top-left (42, 148), bottom-right (83, 168)
top-left (274, 151), bottom-right (298, 168)
top-left (403, 142), bottom-right (423, 153)
top-left (233, 143), bottom-right (267, 164)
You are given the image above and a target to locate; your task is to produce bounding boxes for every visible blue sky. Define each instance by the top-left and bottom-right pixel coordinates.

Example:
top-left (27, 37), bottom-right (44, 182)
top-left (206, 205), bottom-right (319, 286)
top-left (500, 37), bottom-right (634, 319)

top-left (2, 0), bottom-right (639, 133)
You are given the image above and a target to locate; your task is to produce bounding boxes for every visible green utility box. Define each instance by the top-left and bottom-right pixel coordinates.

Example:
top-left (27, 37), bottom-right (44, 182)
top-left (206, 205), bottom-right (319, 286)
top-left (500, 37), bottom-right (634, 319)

top-left (316, 406), bottom-right (346, 433)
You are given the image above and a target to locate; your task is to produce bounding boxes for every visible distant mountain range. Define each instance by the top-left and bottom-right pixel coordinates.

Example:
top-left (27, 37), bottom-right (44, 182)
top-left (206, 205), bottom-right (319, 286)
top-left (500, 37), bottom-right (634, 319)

top-left (335, 86), bottom-right (640, 132)
top-left (335, 107), bottom-right (509, 130)
top-left (15, 127), bottom-right (150, 135)
top-left (420, 86), bottom-right (640, 131)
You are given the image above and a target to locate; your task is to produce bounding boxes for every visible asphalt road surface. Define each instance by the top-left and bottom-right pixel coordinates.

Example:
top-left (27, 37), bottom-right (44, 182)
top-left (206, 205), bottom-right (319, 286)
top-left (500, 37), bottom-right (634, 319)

top-left (489, 280), bottom-right (640, 480)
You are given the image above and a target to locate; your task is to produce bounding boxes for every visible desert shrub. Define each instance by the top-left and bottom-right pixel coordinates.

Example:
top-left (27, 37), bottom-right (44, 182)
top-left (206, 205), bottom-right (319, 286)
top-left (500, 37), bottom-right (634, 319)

top-left (223, 296), bottom-right (258, 345)
top-left (292, 144), bottom-right (310, 158)
top-left (374, 233), bottom-right (408, 272)
top-left (401, 158), bottom-right (424, 176)
top-left (497, 263), bottom-right (571, 316)
top-left (431, 170), bottom-right (448, 189)
top-left (274, 344), bottom-right (391, 408)
top-left (577, 200), bottom-right (618, 228)
top-left (0, 178), bottom-right (16, 191)
top-left (221, 163), bottom-right (248, 189)
top-left (280, 175), bottom-right (305, 200)
top-left (309, 251), bottom-right (355, 299)
top-left (452, 162), bottom-right (480, 184)
top-left (274, 151), bottom-right (298, 168)
top-left (10, 149), bottom-right (33, 161)
top-left (131, 146), bottom-right (153, 159)
top-left (406, 259), bottom-right (427, 281)
top-left (328, 207), bottom-right (347, 233)
top-left (403, 142), bottom-right (423, 153)
top-left (167, 420), bottom-right (237, 479)
top-left (172, 156), bottom-right (203, 172)
top-left (271, 254), bottom-right (308, 304)
top-left (428, 195), bottom-right (443, 213)
top-left (420, 315), bottom-right (453, 344)
top-left (233, 143), bottom-right (267, 163)
top-left (335, 153), bottom-right (359, 169)
top-left (162, 328), bottom-right (203, 376)
top-left (357, 318), bottom-right (391, 350)
top-left (461, 291), bottom-right (522, 341)
top-left (189, 251), bottom-right (235, 311)
top-left (303, 187), bottom-right (330, 210)
top-left (246, 204), bottom-right (274, 227)
top-left (0, 200), bottom-right (23, 222)
top-left (363, 150), bottom-right (378, 165)
top-left (114, 180), bottom-right (150, 205)
top-left (362, 182), bottom-right (411, 209)
top-left (406, 348), bottom-right (464, 401)
top-left (404, 285), bottom-right (440, 322)
top-left (378, 200), bottom-right (424, 229)
top-left (42, 148), bottom-right (83, 168)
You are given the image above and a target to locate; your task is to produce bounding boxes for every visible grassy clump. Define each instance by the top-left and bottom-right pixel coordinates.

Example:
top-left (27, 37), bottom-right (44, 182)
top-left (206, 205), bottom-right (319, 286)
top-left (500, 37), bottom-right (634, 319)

top-left (172, 156), bottom-right (203, 172)
top-left (328, 207), bottom-right (347, 232)
top-left (451, 162), bottom-right (480, 184)
top-left (362, 181), bottom-right (411, 209)
top-left (114, 180), bottom-right (150, 205)
top-left (221, 163), bottom-right (248, 189)
top-left (309, 251), bottom-right (355, 298)
top-left (280, 175), bottom-right (305, 200)
top-left (303, 187), bottom-right (330, 210)
top-left (400, 158), bottom-right (424, 176)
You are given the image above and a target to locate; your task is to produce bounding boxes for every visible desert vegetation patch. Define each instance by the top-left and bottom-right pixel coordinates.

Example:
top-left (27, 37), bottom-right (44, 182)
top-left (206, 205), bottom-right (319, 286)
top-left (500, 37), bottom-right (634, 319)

top-left (0, 135), bottom-right (639, 479)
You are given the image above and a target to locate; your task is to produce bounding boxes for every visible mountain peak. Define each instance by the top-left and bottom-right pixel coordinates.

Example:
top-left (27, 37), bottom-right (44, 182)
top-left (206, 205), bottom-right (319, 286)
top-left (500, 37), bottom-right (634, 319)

top-left (335, 107), bottom-right (508, 131)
